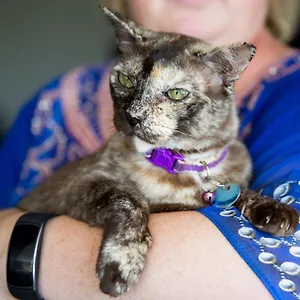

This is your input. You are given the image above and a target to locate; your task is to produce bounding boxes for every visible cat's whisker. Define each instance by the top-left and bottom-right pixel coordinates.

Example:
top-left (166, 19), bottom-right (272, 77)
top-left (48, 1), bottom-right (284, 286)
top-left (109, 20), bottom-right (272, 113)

top-left (78, 157), bottom-right (88, 168)
top-left (173, 130), bottom-right (194, 139)
top-left (222, 174), bottom-right (231, 186)
top-left (159, 125), bottom-right (195, 139)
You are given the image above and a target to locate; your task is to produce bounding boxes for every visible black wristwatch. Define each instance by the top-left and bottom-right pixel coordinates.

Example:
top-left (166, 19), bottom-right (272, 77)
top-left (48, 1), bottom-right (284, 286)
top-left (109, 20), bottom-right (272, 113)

top-left (6, 212), bottom-right (56, 300)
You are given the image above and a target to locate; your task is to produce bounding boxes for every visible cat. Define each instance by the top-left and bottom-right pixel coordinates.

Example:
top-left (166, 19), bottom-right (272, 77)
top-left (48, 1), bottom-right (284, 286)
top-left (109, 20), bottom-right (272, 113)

top-left (19, 7), bottom-right (299, 297)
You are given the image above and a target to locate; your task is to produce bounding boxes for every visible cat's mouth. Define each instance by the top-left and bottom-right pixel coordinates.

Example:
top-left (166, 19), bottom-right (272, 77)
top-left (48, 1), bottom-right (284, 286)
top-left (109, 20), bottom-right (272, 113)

top-left (131, 125), bottom-right (161, 144)
top-left (115, 112), bottom-right (172, 145)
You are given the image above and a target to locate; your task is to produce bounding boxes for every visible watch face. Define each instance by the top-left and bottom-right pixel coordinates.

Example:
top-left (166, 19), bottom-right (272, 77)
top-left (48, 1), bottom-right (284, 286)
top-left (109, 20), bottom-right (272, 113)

top-left (7, 224), bottom-right (40, 288)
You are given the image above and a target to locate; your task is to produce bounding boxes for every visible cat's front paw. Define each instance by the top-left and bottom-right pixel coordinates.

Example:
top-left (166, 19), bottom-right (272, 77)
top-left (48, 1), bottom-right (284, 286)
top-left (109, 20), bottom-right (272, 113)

top-left (249, 200), bottom-right (299, 237)
top-left (96, 236), bottom-right (151, 297)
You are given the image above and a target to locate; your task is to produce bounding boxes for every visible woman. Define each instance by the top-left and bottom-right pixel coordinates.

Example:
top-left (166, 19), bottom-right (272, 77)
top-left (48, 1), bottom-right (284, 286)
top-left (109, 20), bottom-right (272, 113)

top-left (1, 0), bottom-right (300, 299)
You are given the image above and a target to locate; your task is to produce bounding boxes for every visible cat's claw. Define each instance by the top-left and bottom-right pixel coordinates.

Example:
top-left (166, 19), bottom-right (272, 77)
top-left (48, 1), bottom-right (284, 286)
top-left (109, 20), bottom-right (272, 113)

top-left (143, 228), bottom-right (153, 248)
top-left (249, 200), bottom-right (299, 237)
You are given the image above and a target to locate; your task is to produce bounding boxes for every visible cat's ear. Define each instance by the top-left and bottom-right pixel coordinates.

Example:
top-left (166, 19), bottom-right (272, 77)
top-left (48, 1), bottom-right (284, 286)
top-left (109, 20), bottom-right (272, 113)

top-left (102, 7), bottom-right (143, 53)
top-left (196, 43), bottom-right (256, 87)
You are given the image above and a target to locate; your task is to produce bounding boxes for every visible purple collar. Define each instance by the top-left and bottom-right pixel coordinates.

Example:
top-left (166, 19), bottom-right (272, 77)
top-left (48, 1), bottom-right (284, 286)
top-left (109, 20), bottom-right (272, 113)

top-left (146, 147), bottom-right (228, 174)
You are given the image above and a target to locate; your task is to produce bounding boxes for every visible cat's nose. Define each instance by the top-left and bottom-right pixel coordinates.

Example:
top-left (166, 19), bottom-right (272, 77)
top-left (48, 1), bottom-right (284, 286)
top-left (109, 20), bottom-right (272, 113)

top-left (125, 112), bottom-right (141, 127)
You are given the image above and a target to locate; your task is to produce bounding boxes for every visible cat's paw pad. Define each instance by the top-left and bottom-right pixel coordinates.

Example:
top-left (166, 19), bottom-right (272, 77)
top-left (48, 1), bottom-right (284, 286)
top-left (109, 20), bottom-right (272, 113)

top-left (249, 201), bottom-right (299, 237)
top-left (97, 240), bottom-right (149, 297)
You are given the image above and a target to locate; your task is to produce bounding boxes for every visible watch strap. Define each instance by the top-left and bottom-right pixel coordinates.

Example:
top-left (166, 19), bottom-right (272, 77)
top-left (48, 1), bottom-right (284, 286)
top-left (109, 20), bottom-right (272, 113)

top-left (17, 212), bottom-right (56, 226)
top-left (7, 212), bottom-right (56, 300)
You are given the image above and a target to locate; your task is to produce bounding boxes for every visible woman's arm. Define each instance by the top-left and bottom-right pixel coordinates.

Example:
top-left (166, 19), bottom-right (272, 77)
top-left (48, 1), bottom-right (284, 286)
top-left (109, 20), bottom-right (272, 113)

top-left (0, 209), bottom-right (271, 300)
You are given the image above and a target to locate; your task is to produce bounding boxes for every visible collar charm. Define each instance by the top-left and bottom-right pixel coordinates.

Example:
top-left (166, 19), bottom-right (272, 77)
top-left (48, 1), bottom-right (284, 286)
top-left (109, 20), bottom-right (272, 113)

top-left (202, 183), bottom-right (241, 208)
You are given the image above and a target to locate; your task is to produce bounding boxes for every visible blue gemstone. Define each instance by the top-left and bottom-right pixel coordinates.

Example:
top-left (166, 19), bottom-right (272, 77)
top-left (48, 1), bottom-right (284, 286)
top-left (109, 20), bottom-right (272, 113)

top-left (213, 184), bottom-right (241, 208)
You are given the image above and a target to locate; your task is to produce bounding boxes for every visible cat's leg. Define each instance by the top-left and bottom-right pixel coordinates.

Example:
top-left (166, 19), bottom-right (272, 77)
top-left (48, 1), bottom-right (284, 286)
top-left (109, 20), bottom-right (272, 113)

top-left (72, 181), bottom-right (152, 297)
top-left (97, 192), bottom-right (151, 297)
top-left (235, 190), bottom-right (299, 237)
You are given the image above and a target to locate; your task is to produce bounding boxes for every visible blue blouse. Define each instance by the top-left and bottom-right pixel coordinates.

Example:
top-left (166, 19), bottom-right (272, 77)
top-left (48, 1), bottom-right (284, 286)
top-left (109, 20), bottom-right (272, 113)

top-left (1, 54), bottom-right (300, 299)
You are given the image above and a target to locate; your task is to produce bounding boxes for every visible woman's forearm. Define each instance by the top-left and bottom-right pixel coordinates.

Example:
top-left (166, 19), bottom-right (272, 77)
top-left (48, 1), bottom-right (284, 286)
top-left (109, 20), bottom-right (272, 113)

top-left (0, 209), bottom-right (271, 300)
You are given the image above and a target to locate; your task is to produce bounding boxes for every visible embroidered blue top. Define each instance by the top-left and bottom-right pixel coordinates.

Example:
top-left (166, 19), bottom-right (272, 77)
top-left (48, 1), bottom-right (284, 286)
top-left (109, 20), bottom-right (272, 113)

top-left (1, 54), bottom-right (300, 299)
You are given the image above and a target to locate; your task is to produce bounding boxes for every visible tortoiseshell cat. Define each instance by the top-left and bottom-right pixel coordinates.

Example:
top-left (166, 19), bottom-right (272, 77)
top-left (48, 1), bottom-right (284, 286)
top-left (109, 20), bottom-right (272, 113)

top-left (19, 7), bottom-right (299, 297)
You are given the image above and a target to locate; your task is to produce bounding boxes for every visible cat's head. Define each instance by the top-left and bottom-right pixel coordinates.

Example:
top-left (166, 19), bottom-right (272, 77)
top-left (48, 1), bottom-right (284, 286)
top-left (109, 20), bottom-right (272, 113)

top-left (103, 7), bottom-right (256, 152)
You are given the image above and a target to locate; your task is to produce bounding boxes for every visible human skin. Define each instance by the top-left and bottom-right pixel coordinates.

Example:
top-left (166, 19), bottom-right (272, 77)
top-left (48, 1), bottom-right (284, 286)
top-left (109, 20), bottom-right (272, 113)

top-left (127, 0), bottom-right (289, 100)
top-left (0, 209), bottom-right (272, 300)
top-left (0, 0), bottom-right (293, 299)
top-left (128, 0), bottom-right (269, 45)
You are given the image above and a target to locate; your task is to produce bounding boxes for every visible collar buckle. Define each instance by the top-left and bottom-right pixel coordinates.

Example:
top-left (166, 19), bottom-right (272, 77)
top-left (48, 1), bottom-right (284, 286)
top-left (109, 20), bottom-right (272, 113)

top-left (146, 148), bottom-right (184, 174)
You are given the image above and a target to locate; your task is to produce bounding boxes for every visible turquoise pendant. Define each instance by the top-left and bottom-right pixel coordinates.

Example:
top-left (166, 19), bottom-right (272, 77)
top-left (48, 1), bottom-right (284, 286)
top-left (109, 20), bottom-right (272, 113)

top-left (212, 184), bottom-right (241, 208)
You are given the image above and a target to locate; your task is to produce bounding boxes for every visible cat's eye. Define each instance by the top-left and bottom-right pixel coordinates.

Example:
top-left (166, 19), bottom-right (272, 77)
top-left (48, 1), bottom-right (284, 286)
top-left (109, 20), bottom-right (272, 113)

top-left (166, 88), bottom-right (189, 101)
top-left (118, 72), bottom-right (134, 88)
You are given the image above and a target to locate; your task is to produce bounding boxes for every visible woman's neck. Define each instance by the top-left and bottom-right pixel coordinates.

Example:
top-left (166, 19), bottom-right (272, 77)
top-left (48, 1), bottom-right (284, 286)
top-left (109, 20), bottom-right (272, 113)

top-left (234, 28), bottom-right (292, 101)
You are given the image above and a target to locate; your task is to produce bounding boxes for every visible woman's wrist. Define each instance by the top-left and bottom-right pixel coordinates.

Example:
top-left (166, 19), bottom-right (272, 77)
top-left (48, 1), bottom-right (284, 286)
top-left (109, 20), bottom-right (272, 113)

top-left (38, 215), bottom-right (107, 300)
top-left (0, 209), bottom-right (108, 300)
top-left (0, 209), bottom-right (25, 300)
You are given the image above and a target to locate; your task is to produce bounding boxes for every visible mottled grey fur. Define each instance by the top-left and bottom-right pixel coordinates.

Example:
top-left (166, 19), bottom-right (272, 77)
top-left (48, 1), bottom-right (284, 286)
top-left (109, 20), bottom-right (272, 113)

top-left (19, 7), bottom-right (299, 297)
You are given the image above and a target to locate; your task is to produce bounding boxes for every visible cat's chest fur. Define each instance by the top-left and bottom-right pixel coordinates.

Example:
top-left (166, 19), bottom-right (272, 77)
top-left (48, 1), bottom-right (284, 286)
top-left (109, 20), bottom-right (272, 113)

top-left (129, 157), bottom-right (203, 205)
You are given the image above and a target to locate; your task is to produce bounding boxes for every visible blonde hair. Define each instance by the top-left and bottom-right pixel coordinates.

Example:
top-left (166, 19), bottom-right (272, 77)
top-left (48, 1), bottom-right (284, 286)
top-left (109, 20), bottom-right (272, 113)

top-left (267, 0), bottom-right (298, 41)
top-left (104, 0), bottom-right (299, 42)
